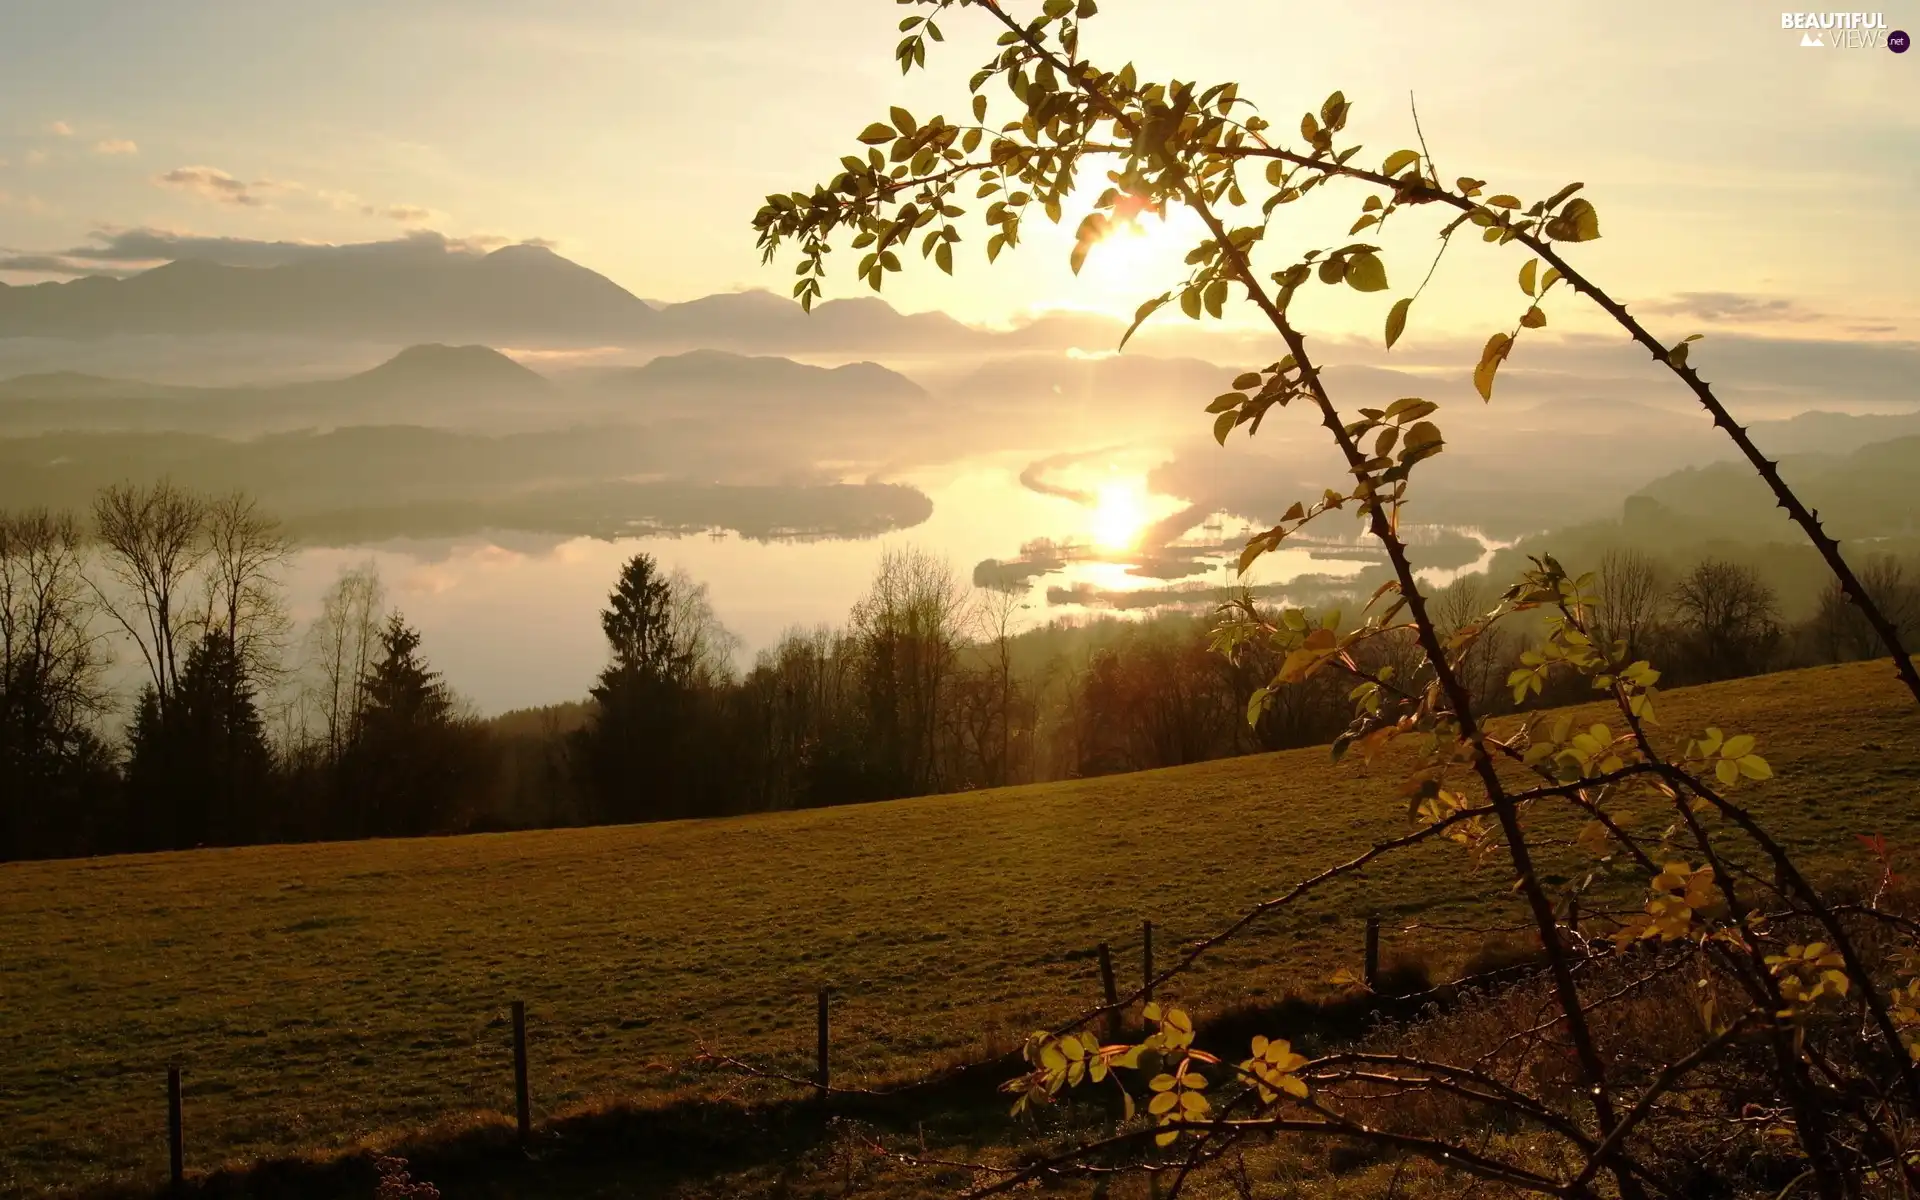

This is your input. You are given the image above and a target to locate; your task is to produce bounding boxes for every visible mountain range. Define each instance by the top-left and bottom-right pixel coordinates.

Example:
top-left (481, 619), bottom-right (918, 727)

top-left (0, 245), bottom-right (652, 342)
top-left (0, 242), bottom-right (1141, 354)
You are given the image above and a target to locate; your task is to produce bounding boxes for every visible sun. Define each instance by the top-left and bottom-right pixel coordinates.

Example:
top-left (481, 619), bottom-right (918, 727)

top-left (1071, 208), bottom-right (1207, 314)
top-left (1089, 478), bottom-right (1150, 552)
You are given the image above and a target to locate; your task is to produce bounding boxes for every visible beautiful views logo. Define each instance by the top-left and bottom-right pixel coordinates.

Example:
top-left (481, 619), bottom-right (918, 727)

top-left (1781, 11), bottom-right (1898, 47)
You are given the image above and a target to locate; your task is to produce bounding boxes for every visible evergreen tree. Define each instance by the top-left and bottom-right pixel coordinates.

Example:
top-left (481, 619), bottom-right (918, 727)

top-left (126, 631), bottom-right (274, 849)
top-left (343, 613), bottom-right (478, 836)
top-left (577, 554), bottom-right (695, 822)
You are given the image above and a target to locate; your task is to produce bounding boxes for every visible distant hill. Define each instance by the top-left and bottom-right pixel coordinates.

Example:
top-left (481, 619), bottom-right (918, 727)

top-left (0, 344), bottom-right (555, 433)
top-left (0, 244), bottom-right (653, 342)
top-left (643, 290), bottom-right (976, 353)
top-left (593, 348), bottom-right (927, 416)
top-left (1629, 434), bottom-right (1920, 543)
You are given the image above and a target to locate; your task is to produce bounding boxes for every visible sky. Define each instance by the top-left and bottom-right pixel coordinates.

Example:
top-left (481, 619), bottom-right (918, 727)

top-left (1, 0), bottom-right (1917, 340)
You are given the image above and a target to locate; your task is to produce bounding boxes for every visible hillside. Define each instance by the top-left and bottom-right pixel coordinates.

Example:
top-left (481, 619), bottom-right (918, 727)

top-left (1630, 434), bottom-right (1920, 543)
top-left (3, 658), bottom-right (1916, 1197)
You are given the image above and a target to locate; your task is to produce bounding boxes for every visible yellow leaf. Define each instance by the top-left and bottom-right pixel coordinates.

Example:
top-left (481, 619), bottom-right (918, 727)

top-left (1473, 333), bottom-right (1512, 402)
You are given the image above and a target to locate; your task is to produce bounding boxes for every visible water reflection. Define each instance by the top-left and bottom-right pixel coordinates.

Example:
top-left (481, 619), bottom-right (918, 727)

top-left (283, 459), bottom-right (1470, 715)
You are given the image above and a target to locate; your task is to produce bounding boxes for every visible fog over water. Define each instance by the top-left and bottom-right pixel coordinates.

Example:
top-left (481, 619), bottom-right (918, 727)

top-left (280, 457), bottom-right (1403, 715)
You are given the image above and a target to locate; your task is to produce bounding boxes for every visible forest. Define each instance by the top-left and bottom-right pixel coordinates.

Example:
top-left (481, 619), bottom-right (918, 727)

top-left (6, 480), bottom-right (1915, 862)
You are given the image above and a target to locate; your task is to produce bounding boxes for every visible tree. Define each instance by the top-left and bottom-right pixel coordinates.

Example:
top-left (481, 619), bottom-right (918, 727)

top-left (90, 480), bottom-right (208, 718)
top-left (849, 547), bottom-right (968, 796)
top-left (1670, 558), bottom-right (1781, 681)
top-left (1811, 555), bottom-right (1920, 664)
top-left (303, 562), bottom-right (387, 764)
top-left (342, 613), bottom-right (480, 837)
top-left (126, 630), bottom-right (274, 849)
top-left (0, 509), bottom-right (116, 860)
top-left (757, 5), bottom-right (1920, 1194)
top-left (1595, 547), bottom-right (1666, 661)
top-left (576, 554), bottom-right (737, 822)
top-left (199, 491), bottom-right (291, 694)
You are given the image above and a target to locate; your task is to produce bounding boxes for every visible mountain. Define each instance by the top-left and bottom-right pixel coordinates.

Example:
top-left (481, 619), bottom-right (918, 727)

top-left (315, 343), bottom-right (553, 400)
top-left (593, 349), bottom-right (927, 416)
top-left (643, 290), bottom-right (978, 353)
top-left (0, 245), bottom-right (653, 342)
top-left (0, 344), bottom-right (556, 434)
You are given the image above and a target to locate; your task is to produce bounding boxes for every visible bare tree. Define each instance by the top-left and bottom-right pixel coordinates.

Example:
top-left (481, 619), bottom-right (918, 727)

top-left (89, 480), bottom-right (209, 716)
top-left (1596, 547), bottom-right (1666, 659)
top-left (666, 566), bottom-right (741, 689)
top-left (1432, 576), bottom-right (1510, 714)
top-left (972, 581), bottom-right (1027, 786)
top-left (1670, 558), bottom-right (1781, 680)
top-left (1, 509), bottom-right (111, 858)
top-left (199, 491), bottom-right (292, 690)
top-left (851, 546), bottom-right (969, 794)
top-left (303, 561), bottom-right (387, 762)
top-left (1811, 555), bottom-right (1920, 663)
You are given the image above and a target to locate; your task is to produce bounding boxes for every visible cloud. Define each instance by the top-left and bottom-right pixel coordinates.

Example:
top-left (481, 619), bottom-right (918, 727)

top-left (367, 203), bottom-right (434, 223)
top-left (93, 139), bottom-right (139, 156)
top-left (48, 120), bottom-right (73, 137)
top-left (1643, 292), bottom-right (1827, 324)
top-left (157, 165), bottom-right (270, 207)
top-left (24, 150), bottom-right (47, 167)
top-left (0, 252), bottom-right (141, 278)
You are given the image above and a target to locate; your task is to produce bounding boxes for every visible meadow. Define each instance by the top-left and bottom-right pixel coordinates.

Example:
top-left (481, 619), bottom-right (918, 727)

top-left (3, 659), bottom-right (1917, 1198)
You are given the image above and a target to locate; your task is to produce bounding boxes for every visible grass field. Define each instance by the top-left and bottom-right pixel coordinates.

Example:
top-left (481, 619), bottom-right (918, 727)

top-left (3, 659), bottom-right (1918, 1198)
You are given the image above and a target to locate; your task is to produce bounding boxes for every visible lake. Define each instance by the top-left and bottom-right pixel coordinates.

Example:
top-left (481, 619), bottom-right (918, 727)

top-left (281, 453), bottom-right (1490, 715)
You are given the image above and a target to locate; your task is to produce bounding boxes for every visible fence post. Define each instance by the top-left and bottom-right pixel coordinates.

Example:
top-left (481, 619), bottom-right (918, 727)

top-left (511, 1000), bottom-right (530, 1143)
top-left (1364, 913), bottom-right (1381, 990)
top-left (166, 1066), bottom-right (183, 1189)
top-left (816, 987), bottom-right (831, 1096)
top-left (1567, 896), bottom-right (1580, 934)
top-left (1096, 942), bottom-right (1121, 1043)
top-left (1142, 920), bottom-right (1154, 1004)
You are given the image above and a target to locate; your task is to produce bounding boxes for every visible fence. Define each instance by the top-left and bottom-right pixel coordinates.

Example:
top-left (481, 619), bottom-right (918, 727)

top-left (152, 913), bottom-right (1426, 1189)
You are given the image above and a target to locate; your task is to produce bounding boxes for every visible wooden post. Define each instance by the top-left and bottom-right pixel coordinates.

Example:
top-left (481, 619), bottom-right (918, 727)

top-left (511, 1000), bottom-right (530, 1142)
top-left (1096, 942), bottom-right (1121, 1043)
top-left (166, 1066), bottom-right (183, 1189)
top-left (1141, 920), bottom-right (1154, 1003)
top-left (1567, 896), bottom-right (1580, 934)
top-left (815, 987), bottom-right (831, 1096)
top-left (1364, 914), bottom-right (1381, 990)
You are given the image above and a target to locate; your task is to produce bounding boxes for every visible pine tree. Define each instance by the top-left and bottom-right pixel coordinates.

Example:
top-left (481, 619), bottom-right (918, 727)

top-left (126, 630), bottom-right (274, 849)
top-left (343, 613), bottom-right (475, 836)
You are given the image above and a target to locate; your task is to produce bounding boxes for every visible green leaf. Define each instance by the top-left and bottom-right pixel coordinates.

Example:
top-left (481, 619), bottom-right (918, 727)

top-left (1120, 292), bottom-right (1170, 350)
top-left (1232, 371), bottom-right (1262, 390)
top-left (858, 123), bottom-right (897, 146)
top-left (1486, 194), bottom-right (1520, 209)
top-left (1381, 149), bottom-right (1419, 176)
top-left (1518, 258), bottom-right (1538, 296)
top-left (1213, 410), bottom-right (1237, 445)
top-left (1384, 297), bottom-right (1411, 349)
top-left (890, 106), bottom-right (917, 136)
top-left (1180, 287), bottom-right (1201, 320)
top-left (1548, 197), bottom-right (1601, 242)
top-left (1402, 420), bottom-right (1443, 456)
top-left (1345, 251), bottom-right (1388, 293)
top-left (1205, 392), bottom-right (1243, 414)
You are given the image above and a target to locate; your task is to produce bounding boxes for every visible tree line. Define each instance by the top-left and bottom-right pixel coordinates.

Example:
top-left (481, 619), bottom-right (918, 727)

top-left (5, 485), bottom-right (1916, 861)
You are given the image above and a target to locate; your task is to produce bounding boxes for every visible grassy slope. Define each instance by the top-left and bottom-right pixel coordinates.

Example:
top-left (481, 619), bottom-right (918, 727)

top-left (3, 660), bottom-right (1917, 1197)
